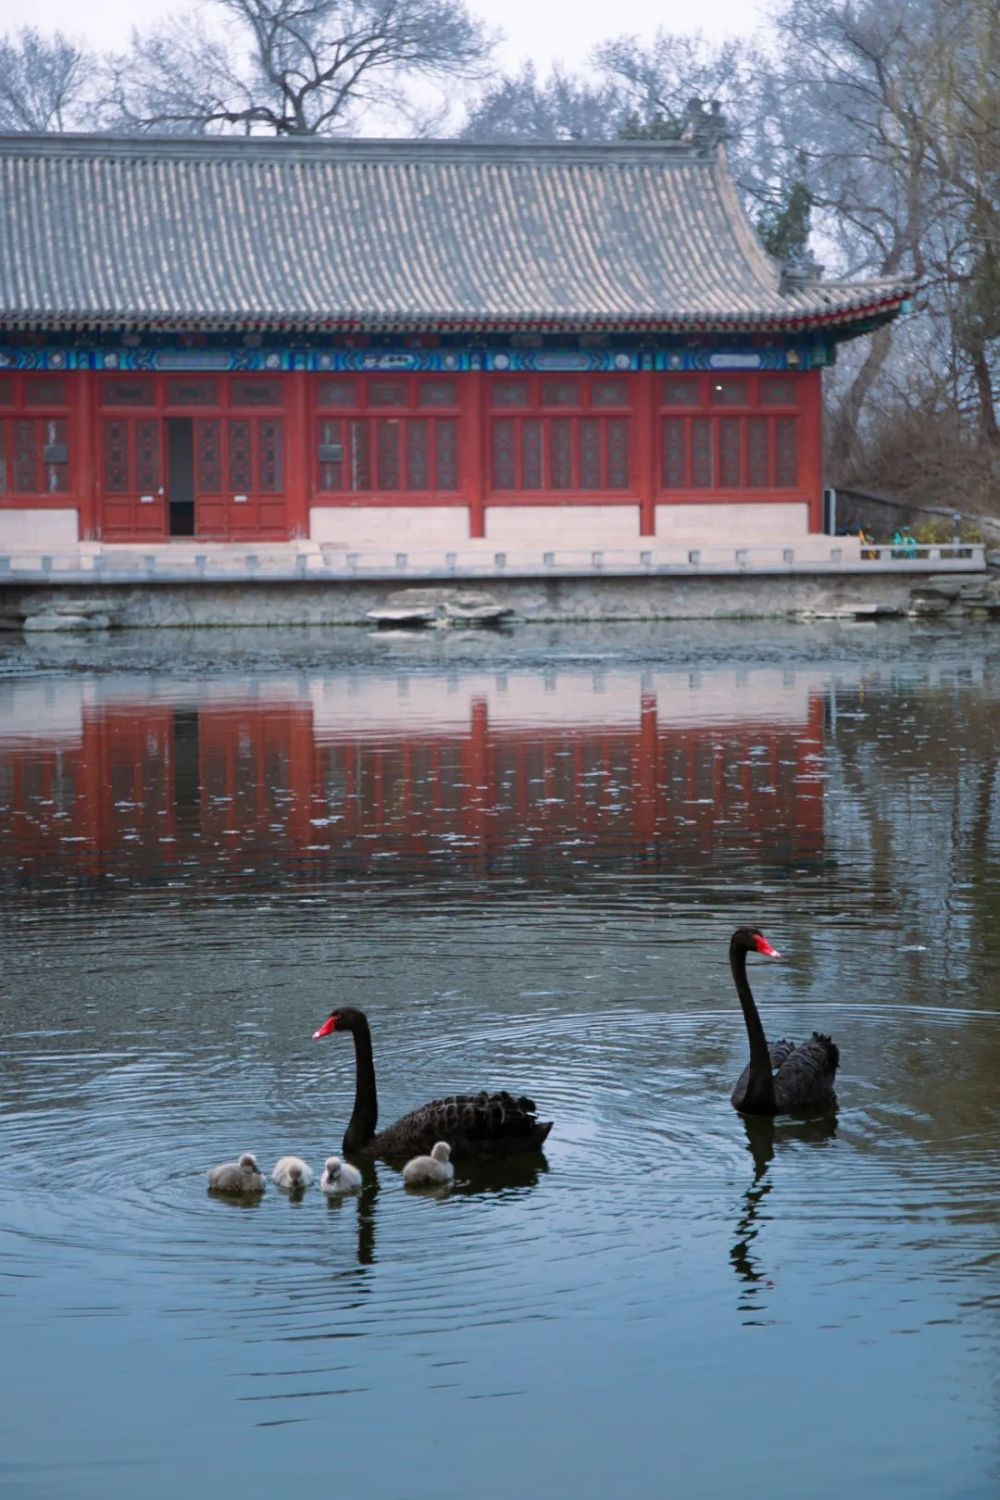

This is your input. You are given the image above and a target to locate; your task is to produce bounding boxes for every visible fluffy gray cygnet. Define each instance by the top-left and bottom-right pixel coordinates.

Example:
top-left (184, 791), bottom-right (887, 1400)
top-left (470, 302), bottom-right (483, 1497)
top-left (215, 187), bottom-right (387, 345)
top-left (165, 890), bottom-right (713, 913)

top-left (271, 1156), bottom-right (314, 1190)
top-left (320, 1156), bottom-right (363, 1194)
top-left (402, 1141), bottom-right (454, 1187)
top-left (207, 1151), bottom-right (265, 1194)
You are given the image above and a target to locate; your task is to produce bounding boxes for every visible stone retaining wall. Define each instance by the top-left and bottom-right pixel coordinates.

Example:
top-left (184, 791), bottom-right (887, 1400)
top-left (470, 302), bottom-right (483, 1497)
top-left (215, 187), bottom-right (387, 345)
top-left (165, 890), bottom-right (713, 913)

top-left (2, 569), bottom-right (998, 629)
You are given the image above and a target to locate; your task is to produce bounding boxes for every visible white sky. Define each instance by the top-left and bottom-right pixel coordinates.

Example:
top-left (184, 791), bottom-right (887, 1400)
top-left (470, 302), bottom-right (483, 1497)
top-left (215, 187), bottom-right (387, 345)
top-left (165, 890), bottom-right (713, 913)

top-left (4, 0), bottom-right (770, 74)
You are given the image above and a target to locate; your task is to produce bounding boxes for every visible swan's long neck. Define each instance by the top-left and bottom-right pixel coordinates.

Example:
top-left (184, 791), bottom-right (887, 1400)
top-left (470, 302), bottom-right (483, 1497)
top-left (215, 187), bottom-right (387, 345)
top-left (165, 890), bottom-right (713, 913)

top-left (343, 1017), bottom-right (378, 1154)
top-left (731, 941), bottom-right (776, 1113)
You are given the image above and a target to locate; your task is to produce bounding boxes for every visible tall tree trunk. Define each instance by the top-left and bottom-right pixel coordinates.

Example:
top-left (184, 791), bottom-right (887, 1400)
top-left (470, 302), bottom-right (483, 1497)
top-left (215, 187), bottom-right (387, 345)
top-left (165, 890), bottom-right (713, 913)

top-left (969, 345), bottom-right (999, 446)
top-left (828, 321), bottom-right (896, 470)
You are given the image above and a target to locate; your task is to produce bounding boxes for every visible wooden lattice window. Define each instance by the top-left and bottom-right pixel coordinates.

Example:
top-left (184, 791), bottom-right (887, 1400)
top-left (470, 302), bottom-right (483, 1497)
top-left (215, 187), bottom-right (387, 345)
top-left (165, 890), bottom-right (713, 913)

top-left (435, 421), bottom-right (458, 489)
top-left (228, 420), bottom-right (253, 492)
top-left (691, 420), bottom-right (714, 487)
top-left (662, 420), bottom-right (685, 489)
top-left (134, 421), bottom-right (160, 493)
top-left (103, 420), bottom-right (129, 494)
top-left (419, 380), bottom-right (457, 408)
top-left (551, 420), bottom-right (573, 488)
top-left (519, 420), bottom-right (542, 489)
top-left (747, 419), bottom-right (769, 487)
top-left (760, 377), bottom-right (797, 406)
top-left (376, 420), bottom-right (401, 489)
top-left (579, 419), bottom-right (601, 489)
top-left (657, 373), bottom-right (803, 493)
top-left (492, 381), bottom-right (531, 408)
top-left (661, 378), bottom-right (699, 406)
top-left (775, 418), bottom-right (797, 487)
top-left (0, 378), bottom-right (72, 495)
top-left (711, 378), bottom-right (749, 406)
top-left (231, 378), bottom-right (283, 407)
top-left (490, 413), bottom-right (631, 491)
top-left (317, 417), bottom-right (343, 491)
top-left (24, 378), bottom-right (68, 407)
top-left (491, 420), bottom-right (516, 490)
top-left (607, 420), bottom-right (629, 488)
top-left (369, 380), bottom-right (407, 408)
top-left (258, 421), bottom-right (283, 492)
top-left (314, 374), bottom-right (460, 494)
top-left (165, 379), bottom-right (217, 406)
top-left (13, 420), bottom-right (37, 491)
top-left (541, 379), bottom-right (580, 408)
top-left (197, 420), bottom-right (222, 492)
top-left (720, 418), bottom-right (741, 488)
top-left (406, 420), bottom-right (430, 489)
top-left (317, 380), bottom-right (358, 408)
top-left (101, 379), bottom-right (155, 407)
top-left (591, 379), bottom-right (630, 407)
top-left (100, 418), bottom-right (160, 497)
top-left (488, 375), bottom-right (633, 493)
top-left (349, 421), bottom-right (372, 490)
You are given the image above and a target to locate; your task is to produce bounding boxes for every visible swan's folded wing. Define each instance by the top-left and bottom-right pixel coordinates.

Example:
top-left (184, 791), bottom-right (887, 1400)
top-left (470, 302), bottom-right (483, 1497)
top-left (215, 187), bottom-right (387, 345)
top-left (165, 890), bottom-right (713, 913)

top-left (426, 1091), bottom-right (543, 1140)
top-left (768, 1038), bottom-right (797, 1070)
top-left (773, 1033), bottom-right (839, 1108)
top-left (378, 1091), bottom-right (549, 1156)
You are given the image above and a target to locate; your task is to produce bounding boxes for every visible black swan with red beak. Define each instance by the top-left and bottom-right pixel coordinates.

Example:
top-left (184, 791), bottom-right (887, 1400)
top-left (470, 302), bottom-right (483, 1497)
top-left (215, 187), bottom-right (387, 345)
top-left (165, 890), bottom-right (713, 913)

top-left (729, 928), bottom-right (839, 1114)
top-left (313, 1007), bottom-right (553, 1159)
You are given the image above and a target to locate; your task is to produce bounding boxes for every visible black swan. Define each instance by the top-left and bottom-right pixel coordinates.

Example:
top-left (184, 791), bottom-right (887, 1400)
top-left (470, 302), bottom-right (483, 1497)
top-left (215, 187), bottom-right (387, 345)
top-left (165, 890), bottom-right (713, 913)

top-left (728, 928), bottom-right (839, 1115)
top-left (207, 1151), bottom-right (264, 1194)
top-left (313, 1007), bottom-right (553, 1159)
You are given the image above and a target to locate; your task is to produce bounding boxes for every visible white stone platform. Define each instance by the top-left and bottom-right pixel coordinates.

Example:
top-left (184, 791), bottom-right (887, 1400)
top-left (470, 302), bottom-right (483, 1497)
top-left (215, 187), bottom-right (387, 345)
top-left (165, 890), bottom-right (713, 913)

top-left (0, 537), bottom-right (986, 585)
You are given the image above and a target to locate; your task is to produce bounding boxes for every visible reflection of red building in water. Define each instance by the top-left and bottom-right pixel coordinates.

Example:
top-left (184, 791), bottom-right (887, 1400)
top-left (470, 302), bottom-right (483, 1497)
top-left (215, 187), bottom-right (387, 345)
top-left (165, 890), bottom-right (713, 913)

top-left (0, 674), bottom-right (824, 889)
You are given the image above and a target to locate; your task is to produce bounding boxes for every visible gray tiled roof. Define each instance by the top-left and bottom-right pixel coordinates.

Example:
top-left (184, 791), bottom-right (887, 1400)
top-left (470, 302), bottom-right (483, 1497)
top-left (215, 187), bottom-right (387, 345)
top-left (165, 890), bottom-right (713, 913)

top-left (0, 134), bottom-right (910, 334)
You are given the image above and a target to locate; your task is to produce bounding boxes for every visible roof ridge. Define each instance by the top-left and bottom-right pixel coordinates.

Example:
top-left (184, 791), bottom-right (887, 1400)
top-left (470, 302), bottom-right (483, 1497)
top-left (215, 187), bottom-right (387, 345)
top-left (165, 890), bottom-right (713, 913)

top-left (0, 131), bottom-right (706, 166)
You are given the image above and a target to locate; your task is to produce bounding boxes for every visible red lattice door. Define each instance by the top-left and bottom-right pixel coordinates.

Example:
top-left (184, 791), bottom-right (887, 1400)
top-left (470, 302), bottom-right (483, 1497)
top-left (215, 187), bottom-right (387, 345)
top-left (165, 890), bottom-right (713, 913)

top-left (193, 416), bottom-right (287, 540)
top-left (98, 417), bottom-right (166, 540)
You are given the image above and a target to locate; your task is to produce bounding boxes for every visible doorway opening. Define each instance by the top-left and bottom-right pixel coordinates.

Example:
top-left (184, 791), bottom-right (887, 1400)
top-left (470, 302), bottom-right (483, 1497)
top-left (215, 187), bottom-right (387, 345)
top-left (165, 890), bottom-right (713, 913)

top-left (166, 418), bottom-right (195, 537)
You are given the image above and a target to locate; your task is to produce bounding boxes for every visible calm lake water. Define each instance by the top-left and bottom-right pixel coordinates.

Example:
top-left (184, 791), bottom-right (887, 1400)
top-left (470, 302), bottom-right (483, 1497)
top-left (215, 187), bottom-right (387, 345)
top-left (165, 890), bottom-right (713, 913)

top-left (1, 622), bottom-right (998, 1500)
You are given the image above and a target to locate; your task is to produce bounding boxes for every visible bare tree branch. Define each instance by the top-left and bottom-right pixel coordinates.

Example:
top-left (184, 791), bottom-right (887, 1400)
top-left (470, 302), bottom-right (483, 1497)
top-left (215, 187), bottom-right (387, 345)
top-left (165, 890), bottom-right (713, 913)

top-left (0, 26), bottom-right (96, 132)
top-left (101, 0), bottom-right (496, 136)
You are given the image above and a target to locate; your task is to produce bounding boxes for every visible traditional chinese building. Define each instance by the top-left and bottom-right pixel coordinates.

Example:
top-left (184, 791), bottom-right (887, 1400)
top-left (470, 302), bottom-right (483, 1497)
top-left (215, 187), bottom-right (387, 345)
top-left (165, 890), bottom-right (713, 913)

top-left (0, 131), bottom-right (909, 556)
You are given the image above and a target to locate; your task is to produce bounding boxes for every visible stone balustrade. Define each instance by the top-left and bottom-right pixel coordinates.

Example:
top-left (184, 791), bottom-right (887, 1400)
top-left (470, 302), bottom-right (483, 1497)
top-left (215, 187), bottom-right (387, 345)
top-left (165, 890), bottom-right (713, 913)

top-left (0, 540), bottom-right (986, 585)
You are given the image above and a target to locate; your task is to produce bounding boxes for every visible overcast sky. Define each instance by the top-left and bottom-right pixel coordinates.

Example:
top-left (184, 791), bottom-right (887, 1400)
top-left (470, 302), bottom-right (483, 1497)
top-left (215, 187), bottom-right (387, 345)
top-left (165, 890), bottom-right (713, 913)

top-left (5, 0), bottom-right (770, 74)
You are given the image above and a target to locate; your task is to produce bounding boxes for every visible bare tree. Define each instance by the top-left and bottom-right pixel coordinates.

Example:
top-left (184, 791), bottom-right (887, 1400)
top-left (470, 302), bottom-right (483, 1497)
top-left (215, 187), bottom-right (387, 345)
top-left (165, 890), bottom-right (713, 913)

top-left (594, 31), bottom-right (809, 263)
top-left (103, 0), bottom-right (496, 136)
top-left (928, 0), bottom-right (1000, 445)
top-left (0, 27), bottom-right (96, 132)
top-left (595, 31), bottom-right (768, 169)
top-left (460, 61), bottom-right (621, 143)
top-left (771, 0), bottom-right (998, 472)
top-left (460, 31), bottom-right (789, 227)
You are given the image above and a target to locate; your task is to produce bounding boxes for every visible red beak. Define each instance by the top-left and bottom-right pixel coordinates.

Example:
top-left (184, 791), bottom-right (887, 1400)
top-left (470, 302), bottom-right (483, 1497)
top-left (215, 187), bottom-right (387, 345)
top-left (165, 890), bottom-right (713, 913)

top-left (313, 1016), bottom-right (338, 1040)
top-left (753, 935), bottom-right (782, 959)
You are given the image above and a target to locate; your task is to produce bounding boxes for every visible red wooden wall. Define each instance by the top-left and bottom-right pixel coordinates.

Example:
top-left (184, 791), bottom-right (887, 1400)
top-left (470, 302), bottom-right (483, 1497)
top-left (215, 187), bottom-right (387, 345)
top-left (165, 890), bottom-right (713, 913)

top-left (0, 368), bottom-right (823, 543)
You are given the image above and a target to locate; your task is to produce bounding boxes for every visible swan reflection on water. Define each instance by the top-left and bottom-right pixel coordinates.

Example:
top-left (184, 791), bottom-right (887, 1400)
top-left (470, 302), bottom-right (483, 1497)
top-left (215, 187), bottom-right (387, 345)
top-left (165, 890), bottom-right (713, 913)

top-left (731, 1114), bottom-right (838, 1315)
top-left (323, 1153), bottom-right (548, 1269)
top-left (353, 1150), bottom-right (549, 1204)
top-left (321, 1161), bottom-right (380, 1276)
